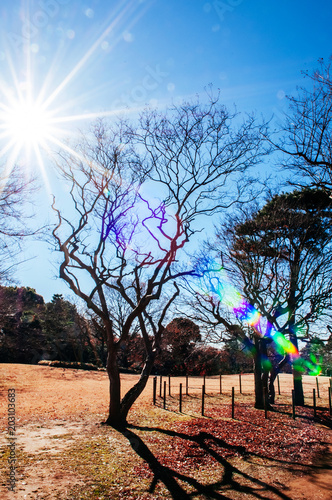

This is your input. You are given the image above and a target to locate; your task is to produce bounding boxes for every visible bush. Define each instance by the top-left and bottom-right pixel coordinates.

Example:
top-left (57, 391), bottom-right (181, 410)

top-left (38, 360), bottom-right (104, 371)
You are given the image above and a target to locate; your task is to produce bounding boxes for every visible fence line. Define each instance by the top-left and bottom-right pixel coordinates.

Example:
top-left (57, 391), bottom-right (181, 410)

top-left (153, 374), bottom-right (331, 398)
top-left (152, 374), bottom-right (332, 421)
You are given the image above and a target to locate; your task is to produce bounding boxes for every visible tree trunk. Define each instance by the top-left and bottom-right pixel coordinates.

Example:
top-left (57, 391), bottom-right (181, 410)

top-left (104, 349), bottom-right (122, 428)
top-left (254, 338), bottom-right (264, 409)
top-left (268, 354), bottom-right (289, 404)
top-left (259, 339), bottom-right (270, 408)
top-left (103, 350), bottom-right (156, 428)
top-left (288, 261), bottom-right (305, 406)
top-left (292, 363), bottom-right (305, 406)
top-left (268, 371), bottom-right (276, 404)
top-left (293, 373), bottom-right (304, 405)
top-left (119, 351), bottom-right (157, 425)
top-left (290, 334), bottom-right (305, 406)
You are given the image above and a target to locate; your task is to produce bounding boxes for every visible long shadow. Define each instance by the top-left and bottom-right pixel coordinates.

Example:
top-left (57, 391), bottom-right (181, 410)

top-left (273, 404), bottom-right (332, 429)
top-left (140, 423), bottom-right (330, 471)
top-left (118, 424), bottom-right (294, 500)
top-left (120, 427), bottom-right (192, 499)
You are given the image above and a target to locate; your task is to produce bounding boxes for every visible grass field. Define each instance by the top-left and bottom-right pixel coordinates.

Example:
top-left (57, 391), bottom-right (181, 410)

top-left (0, 365), bottom-right (331, 499)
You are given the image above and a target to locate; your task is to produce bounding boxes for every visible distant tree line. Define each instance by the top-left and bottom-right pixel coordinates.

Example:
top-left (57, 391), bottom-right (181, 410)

top-left (0, 286), bottom-right (255, 375)
top-left (0, 287), bottom-right (93, 365)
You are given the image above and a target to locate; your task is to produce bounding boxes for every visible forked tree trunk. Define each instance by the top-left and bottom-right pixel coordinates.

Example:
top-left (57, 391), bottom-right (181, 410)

top-left (104, 350), bottom-right (157, 428)
top-left (119, 352), bottom-right (157, 423)
top-left (268, 354), bottom-right (289, 404)
top-left (254, 338), bottom-right (281, 410)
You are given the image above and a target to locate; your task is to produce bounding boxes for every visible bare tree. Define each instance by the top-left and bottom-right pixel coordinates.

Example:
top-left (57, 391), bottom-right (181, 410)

top-left (52, 96), bottom-right (265, 428)
top-left (275, 57), bottom-right (332, 192)
top-left (208, 187), bottom-right (332, 405)
top-left (0, 164), bottom-right (36, 282)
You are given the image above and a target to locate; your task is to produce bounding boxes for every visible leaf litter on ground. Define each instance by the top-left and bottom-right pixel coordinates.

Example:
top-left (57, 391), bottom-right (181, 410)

top-left (133, 403), bottom-right (330, 478)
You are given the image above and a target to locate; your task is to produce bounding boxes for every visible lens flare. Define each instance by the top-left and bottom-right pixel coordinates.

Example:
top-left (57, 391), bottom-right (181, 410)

top-left (261, 356), bottom-right (273, 372)
top-left (197, 259), bottom-right (321, 376)
top-left (234, 300), bottom-right (261, 328)
top-left (270, 331), bottom-right (298, 356)
top-left (304, 354), bottom-right (322, 376)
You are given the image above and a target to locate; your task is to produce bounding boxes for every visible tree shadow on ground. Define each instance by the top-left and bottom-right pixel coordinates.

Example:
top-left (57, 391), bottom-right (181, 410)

top-left (273, 404), bottom-right (332, 429)
top-left (119, 424), bottom-right (295, 500)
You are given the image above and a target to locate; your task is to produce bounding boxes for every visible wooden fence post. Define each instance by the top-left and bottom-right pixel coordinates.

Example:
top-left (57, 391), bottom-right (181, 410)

top-left (153, 376), bottom-right (157, 405)
top-left (292, 389), bottom-right (295, 419)
top-left (316, 377), bottom-right (320, 398)
top-left (313, 388), bottom-right (316, 418)
top-left (179, 383), bottom-right (182, 413)
top-left (163, 381), bottom-right (166, 409)
top-left (202, 385), bottom-right (205, 416)
top-left (232, 387), bottom-right (235, 419)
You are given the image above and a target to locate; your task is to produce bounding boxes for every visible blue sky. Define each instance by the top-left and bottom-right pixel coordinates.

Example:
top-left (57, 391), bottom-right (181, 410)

top-left (0, 0), bottom-right (331, 302)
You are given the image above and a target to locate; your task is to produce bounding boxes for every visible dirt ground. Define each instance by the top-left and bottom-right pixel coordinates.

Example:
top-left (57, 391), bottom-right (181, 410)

top-left (0, 364), bottom-right (331, 499)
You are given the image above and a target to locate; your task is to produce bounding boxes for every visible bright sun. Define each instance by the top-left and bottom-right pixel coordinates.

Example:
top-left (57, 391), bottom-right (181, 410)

top-left (2, 97), bottom-right (53, 149)
top-left (0, 78), bottom-right (65, 177)
top-left (0, 3), bottom-right (136, 189)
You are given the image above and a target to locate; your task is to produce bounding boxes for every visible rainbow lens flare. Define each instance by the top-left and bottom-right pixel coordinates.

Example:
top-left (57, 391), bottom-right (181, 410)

top-left (233, 300), bottom-right (261, 328)
top-left (198, 260), bottom-right (321, 375)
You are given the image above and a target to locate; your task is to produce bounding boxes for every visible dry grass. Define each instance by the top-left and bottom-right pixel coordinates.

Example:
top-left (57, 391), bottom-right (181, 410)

top-left (0, 365), bottom-right (331, 499)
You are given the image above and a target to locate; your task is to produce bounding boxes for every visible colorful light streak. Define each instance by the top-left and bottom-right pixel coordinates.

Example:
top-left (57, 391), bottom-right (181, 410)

top-left (198, 261), bottom-right (321, 376)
